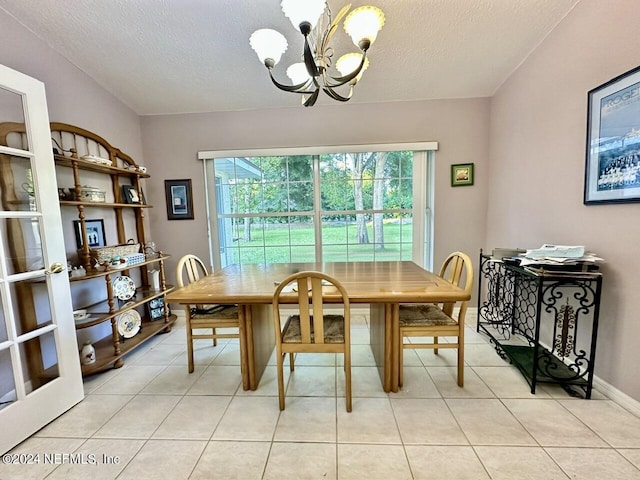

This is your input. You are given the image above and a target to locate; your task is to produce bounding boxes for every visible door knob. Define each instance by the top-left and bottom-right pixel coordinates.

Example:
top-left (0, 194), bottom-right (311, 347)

top-left (45, 262), bottom-right (65, 275)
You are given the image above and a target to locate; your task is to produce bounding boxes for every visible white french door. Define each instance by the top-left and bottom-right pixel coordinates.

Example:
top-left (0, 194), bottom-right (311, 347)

top-left (0, 64), bottom-right (83, 454)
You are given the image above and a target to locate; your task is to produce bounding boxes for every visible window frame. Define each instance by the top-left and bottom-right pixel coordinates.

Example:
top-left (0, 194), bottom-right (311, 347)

top-left (200, 142), bottom-right (437, 270)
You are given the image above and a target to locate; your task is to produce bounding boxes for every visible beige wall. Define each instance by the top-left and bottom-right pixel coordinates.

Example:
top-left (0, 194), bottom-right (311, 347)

top-left (0, 10), bottom-right (143, 158)
top-left (488, 0), bottom-right (640, 400)
top-left (140, 99), bottom-right (490, 288)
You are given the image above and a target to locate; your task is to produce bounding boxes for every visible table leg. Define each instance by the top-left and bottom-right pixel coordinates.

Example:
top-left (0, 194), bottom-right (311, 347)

top-left (369, 303), bottom-right (399, 393)
top-left (389, 303), bottom-right (400, 393)
top-left (246, 304), bottom-right (275, 390)
top-left (370, 304), bottom-right (390, 392)
top-left (238, 305), bottom-right (251, 391)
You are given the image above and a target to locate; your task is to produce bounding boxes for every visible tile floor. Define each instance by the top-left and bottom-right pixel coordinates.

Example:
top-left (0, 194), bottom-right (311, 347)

top-left (3, 309), bottom-right (640, 479)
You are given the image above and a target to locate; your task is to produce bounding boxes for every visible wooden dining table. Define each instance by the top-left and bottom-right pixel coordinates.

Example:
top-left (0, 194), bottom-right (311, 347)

top-left (166, 261), bottom-right (469, 393)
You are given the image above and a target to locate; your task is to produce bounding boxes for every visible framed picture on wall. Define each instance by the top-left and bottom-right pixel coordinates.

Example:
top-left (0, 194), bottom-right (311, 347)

top-left (73, 219), bottom-right (105, 249)
top-left (451, 163), bottom-right (474, 187)
top-left (164, 179), bottom-right (194, 220)
top-left (585, 65), bottom-right (640, 204)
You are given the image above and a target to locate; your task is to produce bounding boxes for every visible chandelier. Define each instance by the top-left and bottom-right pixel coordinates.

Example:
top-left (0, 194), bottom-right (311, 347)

top-left (249, 0), bottom-right (385, 107)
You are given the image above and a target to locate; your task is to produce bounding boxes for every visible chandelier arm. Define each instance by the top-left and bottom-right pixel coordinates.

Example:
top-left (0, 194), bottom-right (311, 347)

top-left (304, 88), bottom-right (321, 107)
top-left (323, 85), bottom-right (353, 102)
top-left (303, 35), bottom-right (320, 78)
top-left (323, 53), bottom-right (367, 88)
top-left (267, 69), bottom-right (315, 94)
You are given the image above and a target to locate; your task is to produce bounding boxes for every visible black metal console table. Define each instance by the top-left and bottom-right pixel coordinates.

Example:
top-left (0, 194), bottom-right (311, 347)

top-left (476, 251), bottom-right (603, 398)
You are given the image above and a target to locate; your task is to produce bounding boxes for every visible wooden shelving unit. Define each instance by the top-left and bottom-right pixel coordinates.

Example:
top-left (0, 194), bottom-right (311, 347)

top-left (49, 123), bottom-right (177, 375)
top-left (1, 121), bottom-right (178, 377)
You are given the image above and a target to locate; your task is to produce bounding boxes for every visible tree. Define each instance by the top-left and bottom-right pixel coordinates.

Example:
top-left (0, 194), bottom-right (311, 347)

top-left (242, 178), bottom-right (252, 241)
top-left (372, 151), bottom-right (388, 248)
top-left (319, 154), bottom-right (353, 216)
top-left (351, 152), bottom-right (372, 244)
top-left (260, 156), bottom-right (313, 219)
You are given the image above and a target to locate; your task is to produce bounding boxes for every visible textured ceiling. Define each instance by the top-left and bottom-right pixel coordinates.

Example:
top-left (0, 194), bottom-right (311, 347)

top-left (0, 0), bottom-right (580, 115)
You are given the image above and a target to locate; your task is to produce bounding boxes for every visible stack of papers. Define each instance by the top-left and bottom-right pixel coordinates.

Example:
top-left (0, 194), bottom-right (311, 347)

top-left (525, 244), bottom-right (585, 259)
top-left (519, 244), bottom-right (604, 267)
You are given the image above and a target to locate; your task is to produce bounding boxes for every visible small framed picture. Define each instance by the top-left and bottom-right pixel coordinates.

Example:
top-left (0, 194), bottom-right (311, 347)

top-left (147, 297), bottom-right (169, 321)
top-left (451, 163), bottom-right (474, 187)
top-left (584, 65), bottom-right (640, 204)
top-left (73, 219), bottom-right (106, 249)
top-left (164, 179), bottom-right (194, 220)
top-left (122, 184), bottom-right (141, 204)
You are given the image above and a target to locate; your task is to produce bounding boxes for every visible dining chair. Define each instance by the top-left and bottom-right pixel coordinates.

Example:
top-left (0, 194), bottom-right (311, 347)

top-left (272, 271), bottom-right (352, 412)
top-left (176, 254), bottom-right (241, 373)
top-left (398, 251), bottom-right (474, 387)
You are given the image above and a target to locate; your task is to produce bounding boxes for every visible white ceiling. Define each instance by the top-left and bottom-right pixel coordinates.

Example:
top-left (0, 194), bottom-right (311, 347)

top-left (0, 0), bottom-right (580, 115)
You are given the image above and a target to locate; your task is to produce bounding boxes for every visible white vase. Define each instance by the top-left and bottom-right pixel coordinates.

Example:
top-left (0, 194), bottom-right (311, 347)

top-left (149, 269), bottom-right (160, 290)
top-left (80, 341), bottom-right (96, 365)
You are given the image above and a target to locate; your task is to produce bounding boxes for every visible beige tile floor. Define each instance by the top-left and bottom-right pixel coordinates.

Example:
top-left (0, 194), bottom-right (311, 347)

top-left (3, 309), bottom-right (640, 479)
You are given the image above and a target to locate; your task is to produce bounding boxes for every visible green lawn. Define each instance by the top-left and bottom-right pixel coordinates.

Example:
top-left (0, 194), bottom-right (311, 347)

top-left (225, 222), bottom-right (413, 264)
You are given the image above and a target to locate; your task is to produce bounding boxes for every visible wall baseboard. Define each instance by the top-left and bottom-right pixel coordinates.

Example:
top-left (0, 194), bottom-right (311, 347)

top-left (592, 375), bottom-right (640, 415)
top-left (469, 307), bottom-right (640, 413)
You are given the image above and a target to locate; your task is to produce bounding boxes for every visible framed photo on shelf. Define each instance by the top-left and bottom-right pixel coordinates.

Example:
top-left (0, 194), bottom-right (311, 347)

top-left (164, 179), bottom-right (194, 220)
top-left (584, 65), bottom-right (640, 204)
top-left (121, 184), bottom-right (141, 204)
top-left (147, 297), bottom-right (169, 321)
top-left (451, 163), bottom-right (474, 187)
top-left (73, 219), bottom-right (105, 249)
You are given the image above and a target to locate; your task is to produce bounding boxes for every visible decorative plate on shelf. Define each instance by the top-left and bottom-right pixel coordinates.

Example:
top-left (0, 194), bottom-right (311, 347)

top-left (112, 275), bottom-right (136, 301)
top-left (116, 308), bottom-right (141, 338)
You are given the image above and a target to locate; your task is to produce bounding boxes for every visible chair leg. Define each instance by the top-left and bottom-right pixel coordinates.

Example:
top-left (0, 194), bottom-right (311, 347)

top-left (399, 342), bottom-right (404, 388)
top-left (289, 352), bottom-right (295, 372)
top-left (344, 352), bottom-right (352, 413)
top-left (434, 336), bottom-right (439, 355)
top-left (277, 351), bottom-right (286, 411)
top-left (212, 327), bottom-right (217, 347)
top-left (457, 344), bottom-right (464, 387)
top-left (186, 323), bottom-right (195, 374)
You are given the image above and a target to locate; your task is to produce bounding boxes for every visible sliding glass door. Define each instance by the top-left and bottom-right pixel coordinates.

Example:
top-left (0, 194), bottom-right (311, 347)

top-left (203, 145), bottom-right (434, 269)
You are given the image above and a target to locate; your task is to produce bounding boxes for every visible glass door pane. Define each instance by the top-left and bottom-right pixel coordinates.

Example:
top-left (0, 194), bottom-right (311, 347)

top-left (0, 64), bottom-right (83, 454)
top-left (0, 85), bottom-right (26, 135)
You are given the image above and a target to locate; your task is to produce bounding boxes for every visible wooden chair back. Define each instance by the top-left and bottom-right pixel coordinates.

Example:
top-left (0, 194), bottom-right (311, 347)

top-left (176, 254), bottom-right (209, 310)
top-left (438, 251), bottom-right (474, 317)
top-left (176, 254), bottom-right (208, 287)
top-left (272, 271), bottom-right (350, 348)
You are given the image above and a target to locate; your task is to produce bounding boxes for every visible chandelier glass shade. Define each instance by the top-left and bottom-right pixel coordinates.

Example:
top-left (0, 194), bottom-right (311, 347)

top-left (249, 1), bottom-right (385, 107)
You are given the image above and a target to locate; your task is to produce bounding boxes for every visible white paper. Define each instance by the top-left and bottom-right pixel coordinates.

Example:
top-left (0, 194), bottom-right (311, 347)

top-left (525, 244), bottom-right (585, 259)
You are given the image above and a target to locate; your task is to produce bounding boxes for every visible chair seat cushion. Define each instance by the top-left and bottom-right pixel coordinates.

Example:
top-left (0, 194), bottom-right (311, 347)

top-left (191, 304), bottom-right (238, 320)
top-left (399, 304), bottom-right (456, 327)
top-left (282, 314), bottom-right (345, 343)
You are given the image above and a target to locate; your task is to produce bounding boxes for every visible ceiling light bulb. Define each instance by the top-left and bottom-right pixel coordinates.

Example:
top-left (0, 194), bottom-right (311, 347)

top-left (336, 53), bottom-right (369, 82)
top-left (343, 6), bottom-right (385, 50)
top-left (249, 29), bottom-right (288, 66)
top-left (281, 0), bottom-right (327, 31)
top-left (287, 62), bottom-right (312, 85)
